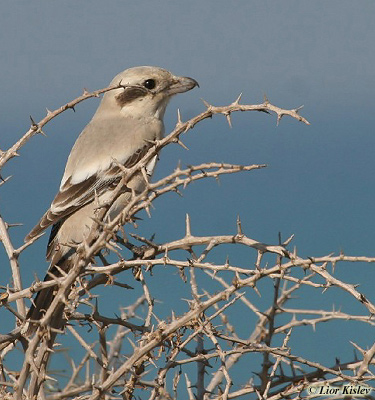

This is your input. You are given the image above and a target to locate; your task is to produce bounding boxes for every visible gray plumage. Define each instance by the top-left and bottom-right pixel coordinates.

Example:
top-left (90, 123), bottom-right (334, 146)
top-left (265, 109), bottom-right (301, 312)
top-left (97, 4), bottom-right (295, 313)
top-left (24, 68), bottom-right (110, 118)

top-left (24, 66), bottom-right (198, 334)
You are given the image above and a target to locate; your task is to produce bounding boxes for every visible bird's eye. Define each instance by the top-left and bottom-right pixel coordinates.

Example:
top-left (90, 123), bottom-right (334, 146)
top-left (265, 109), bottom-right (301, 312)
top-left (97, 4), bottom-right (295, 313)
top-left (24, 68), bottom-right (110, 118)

top-left (143, 79), bottom-right (156, 90)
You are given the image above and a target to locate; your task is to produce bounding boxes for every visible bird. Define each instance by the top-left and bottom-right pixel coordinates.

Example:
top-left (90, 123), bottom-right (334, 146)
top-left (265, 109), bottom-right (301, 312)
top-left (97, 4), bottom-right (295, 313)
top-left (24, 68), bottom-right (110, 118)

top-left (24, 66), bottom-right (198, 334)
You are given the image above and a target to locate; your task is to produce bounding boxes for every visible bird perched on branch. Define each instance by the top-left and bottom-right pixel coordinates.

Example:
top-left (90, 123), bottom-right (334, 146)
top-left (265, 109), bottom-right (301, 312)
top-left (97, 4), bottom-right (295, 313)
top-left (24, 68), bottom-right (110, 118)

top-left (24, 66), bottom-right (198, 335)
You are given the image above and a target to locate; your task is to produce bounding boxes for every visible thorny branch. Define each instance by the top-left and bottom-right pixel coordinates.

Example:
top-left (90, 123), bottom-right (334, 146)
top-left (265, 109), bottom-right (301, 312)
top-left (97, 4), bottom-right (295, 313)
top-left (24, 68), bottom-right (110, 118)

top-left (0, 83), bottom-right (374, 400)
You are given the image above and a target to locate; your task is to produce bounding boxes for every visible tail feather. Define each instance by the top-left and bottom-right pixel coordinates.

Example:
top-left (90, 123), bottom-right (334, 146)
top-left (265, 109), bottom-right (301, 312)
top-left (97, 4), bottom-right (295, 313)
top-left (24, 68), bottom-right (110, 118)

top-left (27, 284), bottom-right (57, 322)
top-left (25, 262), bottom-right (69, 336)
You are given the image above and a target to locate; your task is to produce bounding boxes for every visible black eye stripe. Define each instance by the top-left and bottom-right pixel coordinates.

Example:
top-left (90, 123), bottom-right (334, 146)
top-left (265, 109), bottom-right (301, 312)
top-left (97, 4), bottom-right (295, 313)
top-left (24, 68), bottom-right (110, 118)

top-left (116, 87), bottom-right (146, 106)
top-left (143, 79), bottom-right (156, 89)
top-left (116, 79), bottom-right (157, 107)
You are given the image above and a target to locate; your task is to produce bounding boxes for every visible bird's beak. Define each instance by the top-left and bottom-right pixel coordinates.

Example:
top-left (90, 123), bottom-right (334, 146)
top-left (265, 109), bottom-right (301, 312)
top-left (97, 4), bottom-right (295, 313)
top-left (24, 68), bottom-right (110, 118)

top-left (167, 76), bottom-right (199, 96)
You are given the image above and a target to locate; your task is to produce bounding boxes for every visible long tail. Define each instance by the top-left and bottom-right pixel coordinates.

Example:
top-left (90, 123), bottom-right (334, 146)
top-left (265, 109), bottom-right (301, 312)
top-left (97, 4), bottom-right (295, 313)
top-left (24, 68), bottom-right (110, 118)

top-left (25, 263), bottom-right (68, 336)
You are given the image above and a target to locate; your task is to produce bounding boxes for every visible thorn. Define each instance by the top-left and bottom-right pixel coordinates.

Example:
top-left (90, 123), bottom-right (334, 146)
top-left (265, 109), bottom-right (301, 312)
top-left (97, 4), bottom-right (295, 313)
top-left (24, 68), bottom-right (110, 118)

top-left (144, 138), bottom-right (157, 146)
top-left (164, 246), bottom-right (169, 260)
top-left (145, 205), bottom-right (151, 218)
top-left (141, 166), bottom-right (149, 185)
top-left (46, 108), bottom-right (52, 116)
top-left (201, 98), bottom-right (211, 109)
top-left (184, 121), bottom-right (193, 133)
top-left (173, 187), bottom-right (183, 197)
top-left (70, 105), bottom-right (76, 113)
top-left (83, 88), bottom-right (90, 96)
top-left (29, 115), bottom-right (38, 130)
top-left (233, 93), bottom-right (242, 105)
top-left (322, 283), bottom-right (331, 294)
top-left (283, 234), bottom-right (295, 246)
top-left (185, 214), bottom-right (192, 237)
top-left (0, 175), bottom-right (12, 185)
top-left (175, 138), bottom-right (189, 151)
top-left (276, 113), bottom-right (283, 126)
top-left (286, 244), bottom-right (294, 257)
top-left (177, 108), bottom-right (183, 125)
top-left (294, 105), bottom-right (304, 113)
top-left (93, 298), bottom-right (99, 314)
top-left (6, 222), bottom-right (23, 229)
top-left (236, 215), bottom-right (242, 235)
top-left (127, 337), bottom-right (136, 349)
top-left (263, 94), bottom-right (269, 104)
top-left (38, 129), bottom-right (47, 137)
top-left (225, 112), bottom-right (232, 128)
top-left (332, 261), bottom-right (336, 274)
top-left (252, 285), bottom-right (261, 297)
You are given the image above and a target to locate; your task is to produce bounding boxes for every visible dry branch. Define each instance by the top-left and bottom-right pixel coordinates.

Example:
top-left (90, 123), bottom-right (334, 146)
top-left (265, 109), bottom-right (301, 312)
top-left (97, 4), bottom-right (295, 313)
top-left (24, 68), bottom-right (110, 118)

top-left (1, 81), bottom-right (375, 400)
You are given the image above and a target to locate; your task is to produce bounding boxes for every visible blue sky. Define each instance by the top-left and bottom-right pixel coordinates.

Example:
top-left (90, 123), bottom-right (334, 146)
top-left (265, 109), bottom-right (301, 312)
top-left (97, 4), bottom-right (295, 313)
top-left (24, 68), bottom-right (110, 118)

top-left (1, 0), bottom-right (375, 392)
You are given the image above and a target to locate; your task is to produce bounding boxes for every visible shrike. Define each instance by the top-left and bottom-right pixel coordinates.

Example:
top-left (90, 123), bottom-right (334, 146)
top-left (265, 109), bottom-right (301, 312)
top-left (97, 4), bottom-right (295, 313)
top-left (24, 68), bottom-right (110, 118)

top-left (25, 66), bottom-right (198, 333)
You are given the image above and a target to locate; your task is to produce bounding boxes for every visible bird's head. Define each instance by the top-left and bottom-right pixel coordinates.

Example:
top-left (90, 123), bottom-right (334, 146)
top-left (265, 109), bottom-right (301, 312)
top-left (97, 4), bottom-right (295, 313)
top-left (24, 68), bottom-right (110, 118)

top-left (99, 66), bottom-right (198, 120)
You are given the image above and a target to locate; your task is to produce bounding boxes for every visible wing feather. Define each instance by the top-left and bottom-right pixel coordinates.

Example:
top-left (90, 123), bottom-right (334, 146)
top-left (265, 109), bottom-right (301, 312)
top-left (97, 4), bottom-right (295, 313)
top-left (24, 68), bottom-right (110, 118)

top-left (25, 143), bottom-right (152, 242)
